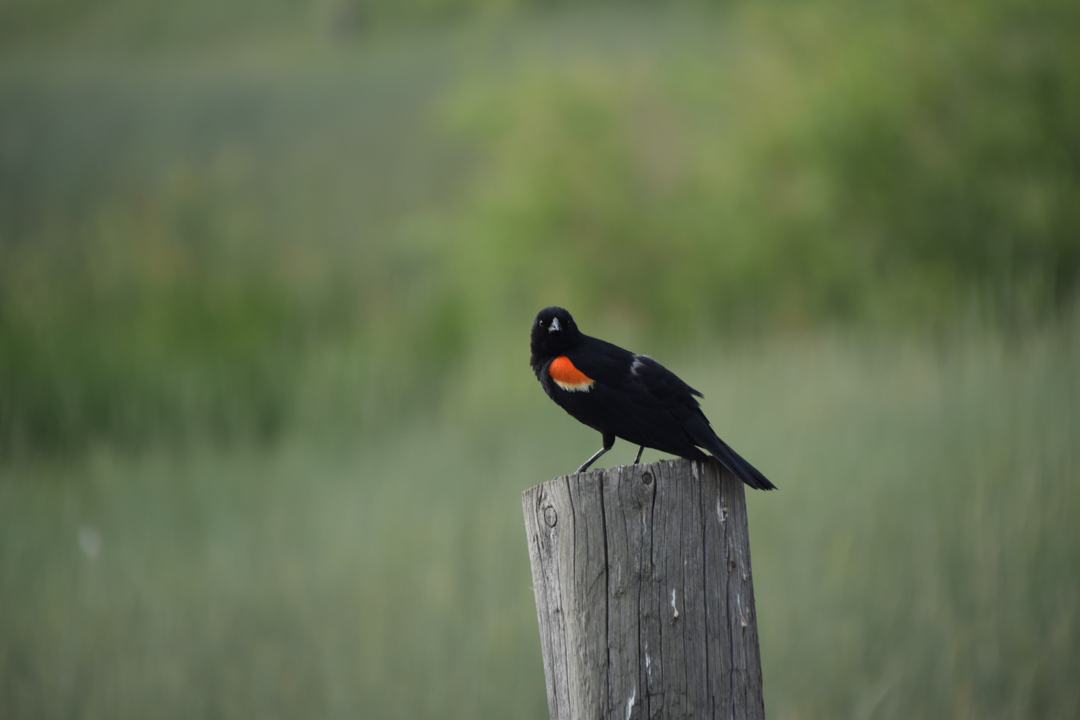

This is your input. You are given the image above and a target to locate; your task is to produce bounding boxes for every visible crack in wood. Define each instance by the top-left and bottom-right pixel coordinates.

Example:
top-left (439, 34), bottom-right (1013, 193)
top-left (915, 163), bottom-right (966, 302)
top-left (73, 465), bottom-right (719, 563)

top-left (523, 459), bottom-right (765, 719)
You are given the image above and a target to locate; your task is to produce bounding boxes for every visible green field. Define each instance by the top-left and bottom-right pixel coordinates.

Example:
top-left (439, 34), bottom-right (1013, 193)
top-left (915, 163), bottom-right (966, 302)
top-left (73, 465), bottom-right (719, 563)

top-left (2, 0), bottom-right (1079, 718)
top-left (3, 326), bottom-right (1078, 718)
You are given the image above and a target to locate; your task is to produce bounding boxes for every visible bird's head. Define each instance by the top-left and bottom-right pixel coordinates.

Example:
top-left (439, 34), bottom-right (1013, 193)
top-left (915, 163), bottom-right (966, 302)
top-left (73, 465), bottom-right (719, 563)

top-left (531, 306), bottom-right (581, 360)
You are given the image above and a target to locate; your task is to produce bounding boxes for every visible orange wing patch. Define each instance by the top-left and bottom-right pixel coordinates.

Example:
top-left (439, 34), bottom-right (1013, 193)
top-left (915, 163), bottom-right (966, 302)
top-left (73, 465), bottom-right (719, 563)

top-left (549, 356), bottom-right (595, 392)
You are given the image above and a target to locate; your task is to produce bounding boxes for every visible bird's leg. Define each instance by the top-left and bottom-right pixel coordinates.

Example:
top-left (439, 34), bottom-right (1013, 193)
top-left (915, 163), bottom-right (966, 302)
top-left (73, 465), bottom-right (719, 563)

top-left (633, 445), bottom-right (645, 464)
top-left (575, 447), bottom-right (607, 474)
top-left (576, 433), bottom-right (615, 474)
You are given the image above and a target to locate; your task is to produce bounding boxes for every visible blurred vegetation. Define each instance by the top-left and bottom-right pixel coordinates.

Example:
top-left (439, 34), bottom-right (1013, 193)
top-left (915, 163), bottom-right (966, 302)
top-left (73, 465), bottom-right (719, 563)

top-left (2, 329), bottom-right (1077, 720)
top-left (1, 0), bottom-right (1079, 718)
top-left (441, 0), bottom-right (1080, 334)
top-left (2, 0), bottom-right (1078, 454)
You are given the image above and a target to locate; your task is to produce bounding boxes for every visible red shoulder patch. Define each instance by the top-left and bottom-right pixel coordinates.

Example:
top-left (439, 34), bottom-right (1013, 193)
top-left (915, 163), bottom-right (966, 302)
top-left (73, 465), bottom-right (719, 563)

top-left (549, 356), bottom-right (595, 391)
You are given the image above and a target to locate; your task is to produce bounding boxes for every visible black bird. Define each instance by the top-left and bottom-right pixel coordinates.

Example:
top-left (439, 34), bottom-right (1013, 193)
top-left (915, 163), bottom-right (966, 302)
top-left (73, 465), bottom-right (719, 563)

top-left (530, 306), bottom-right (776, 490)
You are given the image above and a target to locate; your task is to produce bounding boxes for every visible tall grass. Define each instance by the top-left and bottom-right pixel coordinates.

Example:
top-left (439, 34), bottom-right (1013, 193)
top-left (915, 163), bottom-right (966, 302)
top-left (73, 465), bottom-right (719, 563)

top-left (738, 326), bottom-right (1080, 719)
top-left (1, 325), bottom-right (1077, 719)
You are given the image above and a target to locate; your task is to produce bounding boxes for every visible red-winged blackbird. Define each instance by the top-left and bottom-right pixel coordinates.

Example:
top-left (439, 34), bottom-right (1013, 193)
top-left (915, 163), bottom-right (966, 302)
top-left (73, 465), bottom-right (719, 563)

top-left (530, 306), bottom-right (776, 490)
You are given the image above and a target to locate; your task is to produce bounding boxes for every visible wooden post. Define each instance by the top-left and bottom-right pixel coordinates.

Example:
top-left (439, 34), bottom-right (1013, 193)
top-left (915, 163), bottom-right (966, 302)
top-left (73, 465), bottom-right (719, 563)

top-left (522, 458), bottom-right (765, 720)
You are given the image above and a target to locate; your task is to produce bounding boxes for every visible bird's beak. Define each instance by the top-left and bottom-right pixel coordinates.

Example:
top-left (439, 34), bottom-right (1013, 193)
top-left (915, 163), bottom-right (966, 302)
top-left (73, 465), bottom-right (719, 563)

top-left (549, 317), bottom-right (561, 333)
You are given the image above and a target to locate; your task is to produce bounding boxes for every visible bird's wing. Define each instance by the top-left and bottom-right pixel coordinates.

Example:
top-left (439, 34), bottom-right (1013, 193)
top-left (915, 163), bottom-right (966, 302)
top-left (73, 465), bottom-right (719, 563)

top-left (630, 355), bottom-right (776, 490)
top-left (555, 340), bottom-right (701, 456)
top-left (585, 379), bottom-right (701, 456)
top-left (627, 354), bottom-right (704, 404)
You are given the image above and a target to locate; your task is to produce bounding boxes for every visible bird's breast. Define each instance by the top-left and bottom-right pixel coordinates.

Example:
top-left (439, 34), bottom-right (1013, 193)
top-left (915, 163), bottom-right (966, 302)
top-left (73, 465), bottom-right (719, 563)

top-left (548, 356), bottom-right (595, 392)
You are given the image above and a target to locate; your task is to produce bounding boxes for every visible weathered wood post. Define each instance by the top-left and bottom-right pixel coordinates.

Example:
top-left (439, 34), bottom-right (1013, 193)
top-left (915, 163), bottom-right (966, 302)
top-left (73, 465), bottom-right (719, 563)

top-left (522, 458), bottom-right (765, 720)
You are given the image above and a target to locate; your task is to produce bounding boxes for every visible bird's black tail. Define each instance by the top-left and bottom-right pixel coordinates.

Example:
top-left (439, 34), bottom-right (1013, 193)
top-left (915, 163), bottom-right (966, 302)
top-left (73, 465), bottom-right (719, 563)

top-left (687, 416), bottom-right (776, 491)
top-left (707, 435), bottom-right (777, 491)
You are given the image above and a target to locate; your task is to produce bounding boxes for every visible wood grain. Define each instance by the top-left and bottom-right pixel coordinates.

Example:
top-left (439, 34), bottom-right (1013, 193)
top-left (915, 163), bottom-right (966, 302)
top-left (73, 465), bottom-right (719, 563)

top-left (523, 458), bottom-right (765, 720)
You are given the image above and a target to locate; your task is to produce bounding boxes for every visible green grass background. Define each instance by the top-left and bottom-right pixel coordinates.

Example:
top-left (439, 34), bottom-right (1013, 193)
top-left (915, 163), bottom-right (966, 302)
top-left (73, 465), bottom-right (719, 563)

top-left (2, 0), bottom-right (1079, 718)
